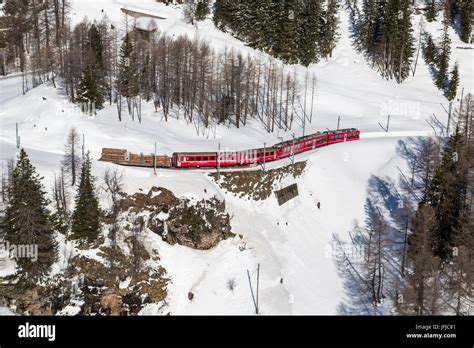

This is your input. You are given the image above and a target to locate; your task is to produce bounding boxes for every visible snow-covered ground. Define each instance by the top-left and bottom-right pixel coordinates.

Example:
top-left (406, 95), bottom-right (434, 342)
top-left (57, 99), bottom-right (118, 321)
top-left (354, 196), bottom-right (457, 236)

top-left (0, 1), bottom-right (472, 314)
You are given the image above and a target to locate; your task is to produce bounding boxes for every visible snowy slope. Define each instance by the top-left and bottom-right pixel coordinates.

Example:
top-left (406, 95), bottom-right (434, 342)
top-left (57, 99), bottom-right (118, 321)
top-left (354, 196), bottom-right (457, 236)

top-left (68, 0), bottom-right (473, 136)
top-left (0, 84), bottom-right (413, 314)
top-left (0, 1), bottom-right (472, 314)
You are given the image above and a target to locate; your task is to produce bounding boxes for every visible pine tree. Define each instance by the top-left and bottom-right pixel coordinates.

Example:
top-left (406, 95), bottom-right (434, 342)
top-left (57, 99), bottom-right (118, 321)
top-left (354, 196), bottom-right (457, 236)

top-left (297, 0), bottom-right (321, 66)
top-left (76, 69), bottom-right (105, 113)
top-left (435, 20), bottom-right (451, 91)
top-left (213, 0), bottom-right (232, 31)
top-left (394, 0), bottom-right (416, 83)
top-left (447, 63), bottom-right (459, 101)
top-left (3, 149), bottom-right (58, 284)
top-left (459, 0), bottom-right (473, 43)
top-left (117, 33), bottom-right (138, 98)
top-left (363, 0), bottom-right (415, 83)
top-left (360, 0), bottom-right (379, 55)
top-left (320, 0), bottom-right (340, 59)
top-left (88, 24), bottom-right (104, 71)
top-left (424, 0), bottom-right (439, 22)
top-left (426, 130), bottom-right (468, 259)
top-left (195, 0), bottom-right (210, 21)
top-left (272, 0), bottom-right (301, 64)
top-left (423, 34), bottom-right (436, 64)
top-left (71, 152), bottom-right (100, 242)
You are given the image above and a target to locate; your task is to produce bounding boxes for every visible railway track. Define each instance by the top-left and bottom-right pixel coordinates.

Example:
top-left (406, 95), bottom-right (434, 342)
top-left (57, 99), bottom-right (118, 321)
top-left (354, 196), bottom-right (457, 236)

top-left (98, 128), bottom-right (436, 172)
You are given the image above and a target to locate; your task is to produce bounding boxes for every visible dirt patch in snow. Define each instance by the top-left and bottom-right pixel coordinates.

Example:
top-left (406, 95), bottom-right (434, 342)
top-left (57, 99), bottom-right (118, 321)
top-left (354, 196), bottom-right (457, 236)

top-left (209, 161), bottom-right (307, 200)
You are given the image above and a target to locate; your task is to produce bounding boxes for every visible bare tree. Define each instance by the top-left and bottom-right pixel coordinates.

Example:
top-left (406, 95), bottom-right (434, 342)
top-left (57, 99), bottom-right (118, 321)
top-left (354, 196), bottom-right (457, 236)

top-left (103, 168), bottom-right (124, 271)
top-left (51, 168), bottom-right (70, 234)
top-left (62, 127), bottom-right (81, 186)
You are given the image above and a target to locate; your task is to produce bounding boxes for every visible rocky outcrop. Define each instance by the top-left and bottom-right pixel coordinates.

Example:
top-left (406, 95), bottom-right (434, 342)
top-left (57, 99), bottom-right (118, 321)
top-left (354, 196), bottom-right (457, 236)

top-left (123, 187), bottom-right (235, 250)
top-left (210, 161), bottom-right (307, 200)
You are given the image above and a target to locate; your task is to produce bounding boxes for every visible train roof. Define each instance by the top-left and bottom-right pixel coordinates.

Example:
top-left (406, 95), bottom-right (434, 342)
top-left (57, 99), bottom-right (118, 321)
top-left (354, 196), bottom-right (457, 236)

top-left (173, 147), bottom-right (277, 156)
top-left (173, 152), bottom-right (217, 156)
top-left (274, 132), bottom-right (324, 147)
top-left (324, 128), bottom-right (358, 134)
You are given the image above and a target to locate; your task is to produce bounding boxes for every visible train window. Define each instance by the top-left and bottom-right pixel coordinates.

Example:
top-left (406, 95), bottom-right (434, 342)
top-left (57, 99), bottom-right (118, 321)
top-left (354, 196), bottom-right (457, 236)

top-left (210, 156), bottom-right (215, 160)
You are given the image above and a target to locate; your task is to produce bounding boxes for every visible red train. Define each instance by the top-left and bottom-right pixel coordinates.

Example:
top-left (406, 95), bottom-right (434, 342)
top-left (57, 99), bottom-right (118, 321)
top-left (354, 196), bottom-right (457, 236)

top-left (100, 128), bottom-right (360, 169)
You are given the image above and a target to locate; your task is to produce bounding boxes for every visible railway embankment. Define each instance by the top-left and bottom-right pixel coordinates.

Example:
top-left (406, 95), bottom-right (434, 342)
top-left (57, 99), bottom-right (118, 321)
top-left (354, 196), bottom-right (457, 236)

top-left (209, 161), bottom-right (307, 201)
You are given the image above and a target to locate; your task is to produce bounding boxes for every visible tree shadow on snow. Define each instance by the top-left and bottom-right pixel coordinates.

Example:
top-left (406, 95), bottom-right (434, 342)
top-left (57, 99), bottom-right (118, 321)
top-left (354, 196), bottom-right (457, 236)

top-left (335, 171), bottom-right (416, 315)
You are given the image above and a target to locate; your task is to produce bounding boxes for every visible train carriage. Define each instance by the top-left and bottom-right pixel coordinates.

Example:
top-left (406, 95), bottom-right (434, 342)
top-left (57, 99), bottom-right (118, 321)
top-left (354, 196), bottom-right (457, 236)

top-left (100, 148), bottom-right (171, 167)
top-left (172, 152), bottom-right (218, 168)
top-left (173, 147), bottom-right (278, 168)
top-left (325, 128), bottom-right (360, 145)
top-left (275, 132), bottom-right (327, 159)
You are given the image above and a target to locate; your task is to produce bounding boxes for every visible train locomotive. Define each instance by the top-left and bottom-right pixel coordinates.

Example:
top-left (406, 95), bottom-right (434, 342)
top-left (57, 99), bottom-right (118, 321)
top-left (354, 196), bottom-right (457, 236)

top-left (100, 128), bottom-right (360, 169)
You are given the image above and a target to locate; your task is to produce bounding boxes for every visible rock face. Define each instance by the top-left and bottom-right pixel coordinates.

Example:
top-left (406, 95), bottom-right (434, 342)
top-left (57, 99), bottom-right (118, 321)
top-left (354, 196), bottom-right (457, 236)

top-left (123, 187), bottom-right (235, 250)
top-left (210, 161), bottom-right (307, 200)
top-left (0, 246), bottom-right (168, 316)
top-left (100, 294), bottom-right (123, 316)
top-left (0, 186), bottom-right (233, 315)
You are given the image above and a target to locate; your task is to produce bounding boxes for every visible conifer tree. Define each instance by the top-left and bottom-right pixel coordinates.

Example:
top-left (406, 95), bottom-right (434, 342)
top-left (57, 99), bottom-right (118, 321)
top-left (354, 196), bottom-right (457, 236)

top-left (394, 0), bottom-right (416, 82)
top-left (3, 149), bottom-right (58, 284)
top-left (272, 0), bottom-right (300, 64)
top-left (195, 0), bottom-right (210, 22)
top-left (424, 0), bottom-right (439, 22)
top-left (297, 0), bottom-right (321, 66)
top-left (117, 33), bottom-right (138, 98)
top-left (459, 0), bottom-right (473, 43)
top-left (320, 0), bottom-right (340, 59)
top-left (76, 70), bottom-right (105, 113)
top-left (71, 152), bottom-right (100, 242)
top-left (435, 20), bottom-right (451, 91)
top-left (361, 0), bottom-right (415, 82)
top-left (426, 130), bottom-right (468, 259)
top-left (423, 34), bottom-right (436, 64)
top-left (447, 63), bottom-right (459, 101)
top-left (88, 24), bottom-right (104, 71)
top-left (359, 0), bottom-right (379, 56)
